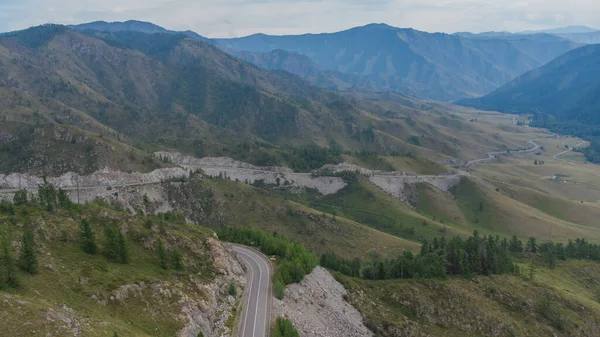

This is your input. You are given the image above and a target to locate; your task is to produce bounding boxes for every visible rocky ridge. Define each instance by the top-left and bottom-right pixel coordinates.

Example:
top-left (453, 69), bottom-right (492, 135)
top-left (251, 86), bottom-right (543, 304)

top-left (0, 154), bottom-right (463, 208)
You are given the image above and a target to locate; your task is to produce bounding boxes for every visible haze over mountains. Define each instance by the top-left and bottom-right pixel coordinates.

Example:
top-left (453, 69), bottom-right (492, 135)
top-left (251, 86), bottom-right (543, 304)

top-left (212, 24), bottom-right (582, 101)
top-left (4, 16), bottom-right (600, 337)
top-left (2, 24), bottom-right (486, 175)
top-left (2, 19), bottom-right (598, 176)
top-left (458, 43), bottom-right (600, 138)
top-left (69, 21), bottom-right (583, 101)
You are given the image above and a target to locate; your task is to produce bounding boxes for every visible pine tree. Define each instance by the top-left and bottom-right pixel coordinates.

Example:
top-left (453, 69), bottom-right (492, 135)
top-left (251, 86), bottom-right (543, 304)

top-left (19, 228), bottom-right (38, 274)
top-left (104, 225), bottom-right (119, 262)
top-left (1, 236), bottom-right (19, 288)
top-left (57, 188), bottom-right (71, 209)
top-left (117, 231), bottom-right (128, 264)
top-left (509, 235), bottom-right (524, 253)
top-left (157, 239), bottom-right (168, 269)
top-left (526, 237), bottom-right (538, 253)
top-left (171, 249), bottom-right (183, 272)
top-left (79, 219), bottom-right (97, 255)
top-left (38, 176), bottom-right (56, 212)
top-left (13, 189), bottom-right (27, 206)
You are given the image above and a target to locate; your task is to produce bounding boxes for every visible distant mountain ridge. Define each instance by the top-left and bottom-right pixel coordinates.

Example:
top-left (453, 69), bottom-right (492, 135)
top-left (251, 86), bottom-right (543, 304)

top-left (520, 25), bottom-right (598, 35)
top-left (457, 43), bottom-right (600, 137)
top-left (68, 20), bottom-right (208, 41)
top-left (455, 26), bottom-right (600, 44)
top-left (66, 21), bottom-right (582, 101)
top-left (213, 23), bottom-right (580, 101)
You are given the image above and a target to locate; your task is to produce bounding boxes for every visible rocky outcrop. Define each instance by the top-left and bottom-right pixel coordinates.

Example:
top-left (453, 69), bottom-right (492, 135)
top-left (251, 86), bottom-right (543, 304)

top-left (273, 266), bottom-right (373, 337)
top-left (0, 167), bottom-right (188, 189)
top-left (155, 152), bottom-right (347, 195)
top-left (177, 236), bottom-right (246, 337)
top-left (317, 162), bottom-right (462, 204)
top-left (0, 155), bottom-right (462, 208)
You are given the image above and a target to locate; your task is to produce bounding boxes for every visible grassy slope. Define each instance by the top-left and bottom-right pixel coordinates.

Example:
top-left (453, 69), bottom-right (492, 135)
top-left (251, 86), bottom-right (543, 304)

top-left (0, 203), bottom-right (217, 336)
top-left (383, 156), bottom-right (449, 175)
top-left (337, 259), bottom-right (600, 337)
top-left (164, 176), bottom-right (419, 259)
top-left (414, 177), bottom-right (600, 241)
top-left (283, 176), bottom-right (468, 244)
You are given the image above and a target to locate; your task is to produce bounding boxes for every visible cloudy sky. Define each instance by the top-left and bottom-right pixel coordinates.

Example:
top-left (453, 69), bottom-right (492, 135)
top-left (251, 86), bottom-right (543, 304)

top-left (0, 0), bottom-right (598, 37)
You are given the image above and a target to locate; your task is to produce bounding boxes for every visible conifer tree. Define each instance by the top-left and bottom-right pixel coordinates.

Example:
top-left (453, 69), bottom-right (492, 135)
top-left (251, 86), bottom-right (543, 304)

top-left (171, 249), bottom-right (183, 272)
top-left (157, 239), bottom-right (168, 269)
top-left (13, 189), bottom-right (27, 206)
top-left (104, 225), bottom-right (128, 264)
top-left (526, 237), bottom-right (538, 253)
top-left (38, 176), bottom-right (56, 212)
top-left (1, 236), bottom-right (19, 288)
top-left (19, 228), bottom-right (38, 274)
top-left (58, 188), bottom-right (72, 209)
top-left (104, 225), bottom-right (120, 262)
top-left (117, 231), bottom-right (128, 264)
top-left (79, 219), bottom-right (97, 255)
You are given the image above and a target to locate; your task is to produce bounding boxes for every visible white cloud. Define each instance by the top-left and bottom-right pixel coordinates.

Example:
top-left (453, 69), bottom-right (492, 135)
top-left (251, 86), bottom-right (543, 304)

top-left (0, 0), bottom-right (598, 36)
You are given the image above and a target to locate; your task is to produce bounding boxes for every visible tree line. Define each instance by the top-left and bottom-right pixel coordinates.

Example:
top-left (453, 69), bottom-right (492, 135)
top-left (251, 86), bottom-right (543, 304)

top-left (323, 231), bottom-right (517, 280)
top-left (323, 231), bottom-right (600, 281)
top-left (217, 227), bottom-right (317, 299)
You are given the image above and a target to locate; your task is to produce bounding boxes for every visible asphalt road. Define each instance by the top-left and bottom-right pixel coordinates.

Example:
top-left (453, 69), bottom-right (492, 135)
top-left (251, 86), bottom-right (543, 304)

top-left (232, 245), bottom-right (273, 337)
top-left (465, 138), bottom-right (543, 167)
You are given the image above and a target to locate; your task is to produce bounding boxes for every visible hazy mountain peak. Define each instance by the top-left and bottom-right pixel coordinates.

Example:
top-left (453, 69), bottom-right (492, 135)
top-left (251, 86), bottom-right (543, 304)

top-left (68, 20), bottom-right (207, 41)
top-left (520, 25), bottom-right (598, 35)
top-left (214, 23), bottom-right (580, 101)
top-left (68, 20), bottom-right (168, 34)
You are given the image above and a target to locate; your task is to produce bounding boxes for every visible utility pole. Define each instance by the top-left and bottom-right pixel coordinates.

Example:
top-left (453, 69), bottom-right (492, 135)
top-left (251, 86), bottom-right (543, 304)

top-left (76, 175), bottom-right (80, 204)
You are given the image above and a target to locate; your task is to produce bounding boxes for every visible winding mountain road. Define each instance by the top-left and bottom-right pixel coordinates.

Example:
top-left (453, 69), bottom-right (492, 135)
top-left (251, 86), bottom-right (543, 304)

top-left (232, 245), bottom-right (273, 337)
top-left (553, 140), bottom-right (586, 168)
top-left (465, 139), bottom-right (542, 167)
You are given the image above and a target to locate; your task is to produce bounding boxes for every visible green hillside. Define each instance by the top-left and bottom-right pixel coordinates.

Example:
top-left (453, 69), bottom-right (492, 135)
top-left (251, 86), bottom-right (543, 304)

top-left (0, 198), bottom-right (221, 336)
top-left (458, 44), bottom-right (600, 139)
top-left (337, 259), bottom-right (600, 337)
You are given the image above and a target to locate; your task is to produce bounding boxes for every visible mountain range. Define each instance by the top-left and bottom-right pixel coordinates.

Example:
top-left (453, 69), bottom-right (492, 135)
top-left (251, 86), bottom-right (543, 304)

top-left (458, 43), bottom-right (600, 138)
top-left (0, 24), bottom-right (474, 174)
top-left (213, 23), bottom-right (581, 101)
top-left (69, 21), bottom-right (582, 101)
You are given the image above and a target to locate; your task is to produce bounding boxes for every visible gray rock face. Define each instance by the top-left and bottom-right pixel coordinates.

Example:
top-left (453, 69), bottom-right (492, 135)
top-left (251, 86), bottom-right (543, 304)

top-left (177, 237), bottom-right (247, 337)
top-left (0, 167), bottom-right (189, 189)
top-left (317, 162), bottom-right (463, 204)
top-left (155, 152), bottom-right (347, 196)
top-left (0, 154), bottom-right (462, 209)
top-left (273, 266), bottom-right (373, 337)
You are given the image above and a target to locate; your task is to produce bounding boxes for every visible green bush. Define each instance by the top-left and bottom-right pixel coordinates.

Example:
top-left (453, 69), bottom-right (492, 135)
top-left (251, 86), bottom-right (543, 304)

top-left (271, 317), bottom-right (300, 337)
top-left (228, 282), bottom-right (237, 296)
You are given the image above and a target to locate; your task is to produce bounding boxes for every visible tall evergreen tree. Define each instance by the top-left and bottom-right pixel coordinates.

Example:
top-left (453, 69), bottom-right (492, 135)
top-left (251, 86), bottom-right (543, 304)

top-left (57, 188), bottom-right (72, 209)
top-left (0, 236), bottom-right (19, 288)
top-left (79, 219), bottom-right (97, 255)
top-left (526, 237), bottom-right (538, 253)
top-left (509, 235), bottom-right (524, 253)
top-left (38, 176), bottom-right (56, 212)
top-left (157, 239), bottom-right (168, 269)
top-left (117, 231), bottom-right (128, 264)
top-left (171, 249), bottom-right (183, 272)
top-left (104, 225), bottom-right (128, 264)
top-left (19, 228), bottom-right (38, 274)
